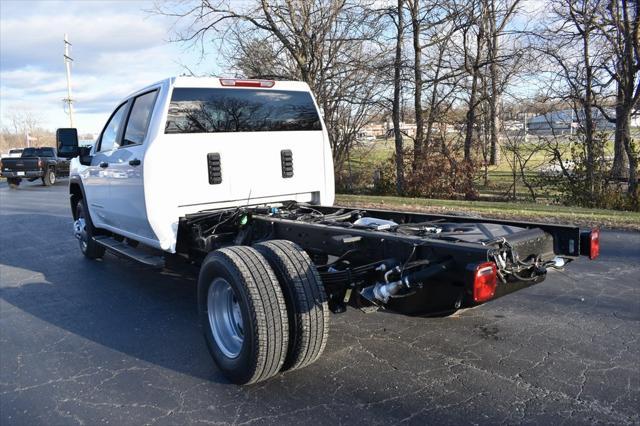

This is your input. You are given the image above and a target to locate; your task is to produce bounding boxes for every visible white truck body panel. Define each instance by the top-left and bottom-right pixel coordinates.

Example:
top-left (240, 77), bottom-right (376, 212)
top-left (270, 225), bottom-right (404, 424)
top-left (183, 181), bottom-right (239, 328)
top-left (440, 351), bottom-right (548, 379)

top-left (71, 77), bottom-right (335, 252)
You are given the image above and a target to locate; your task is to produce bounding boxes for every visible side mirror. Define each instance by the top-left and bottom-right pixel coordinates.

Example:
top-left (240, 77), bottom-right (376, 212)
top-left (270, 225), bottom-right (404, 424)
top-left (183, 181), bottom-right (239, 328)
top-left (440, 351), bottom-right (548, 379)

top-left (56, 128), bottom-right (79, 158)
top-left (79, 146), bottom-right (93, 166)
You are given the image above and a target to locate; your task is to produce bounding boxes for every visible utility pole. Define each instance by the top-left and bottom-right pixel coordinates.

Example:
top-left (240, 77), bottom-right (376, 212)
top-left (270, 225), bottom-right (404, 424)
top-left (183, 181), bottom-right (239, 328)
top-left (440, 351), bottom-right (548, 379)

top-left (63, 33), bottom-right (75, 128)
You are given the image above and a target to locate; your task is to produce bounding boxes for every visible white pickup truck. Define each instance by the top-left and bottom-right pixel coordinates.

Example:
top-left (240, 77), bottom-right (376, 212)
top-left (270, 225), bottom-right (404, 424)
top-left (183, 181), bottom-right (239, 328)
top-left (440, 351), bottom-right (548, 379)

top-left (60, 77), bottom-right (599, 385)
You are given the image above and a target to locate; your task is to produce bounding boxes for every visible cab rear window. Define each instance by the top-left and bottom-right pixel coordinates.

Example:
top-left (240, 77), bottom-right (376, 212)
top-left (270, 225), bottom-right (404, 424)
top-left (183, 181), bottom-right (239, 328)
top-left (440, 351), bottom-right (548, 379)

top-left (165, 88), bottom-right (322, 133)
top-left (22, 148), bottom-right (54, 157)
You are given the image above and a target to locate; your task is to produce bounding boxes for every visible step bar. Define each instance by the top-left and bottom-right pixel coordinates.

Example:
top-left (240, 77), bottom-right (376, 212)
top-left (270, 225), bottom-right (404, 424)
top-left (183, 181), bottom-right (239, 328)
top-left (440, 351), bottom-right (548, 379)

top-left (94, 236), bottom-right (165, 268)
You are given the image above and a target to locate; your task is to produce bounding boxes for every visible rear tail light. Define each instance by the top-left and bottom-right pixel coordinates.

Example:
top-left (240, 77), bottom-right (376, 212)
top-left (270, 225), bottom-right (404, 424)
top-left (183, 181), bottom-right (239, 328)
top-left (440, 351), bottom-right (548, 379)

top-left (580, 228), bottom-right (600, 260)
top-left (219, 78), bottom-right (275, 88)
top-left (473, 262), bottom-right (497, 303)
top-left (589, 228), bottom-right (600, 259)
top-left (38, 159), bottom-right (43, 168)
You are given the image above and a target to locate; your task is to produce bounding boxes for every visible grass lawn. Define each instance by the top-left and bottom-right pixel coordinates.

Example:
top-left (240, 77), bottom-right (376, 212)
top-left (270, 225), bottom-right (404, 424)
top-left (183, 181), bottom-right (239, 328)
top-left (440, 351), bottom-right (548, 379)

top-left (336, 193), bottom-right (640, 231)
top-left (346, 135), bottom-right (620, 201)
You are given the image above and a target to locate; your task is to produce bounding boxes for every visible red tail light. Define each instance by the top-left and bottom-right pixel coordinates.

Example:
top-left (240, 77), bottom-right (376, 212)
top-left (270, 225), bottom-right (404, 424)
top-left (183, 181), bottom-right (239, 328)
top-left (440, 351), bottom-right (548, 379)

top-left (473, 262), bottom-right (497, 303)
top-left (38, 159), bottom-right (43, 168)
top-left (219, 78), bottom-right (275, 88)
top-left (580, 228), bottom-right (600, 260)
top-left (589, 228), bottom-right (600, 260)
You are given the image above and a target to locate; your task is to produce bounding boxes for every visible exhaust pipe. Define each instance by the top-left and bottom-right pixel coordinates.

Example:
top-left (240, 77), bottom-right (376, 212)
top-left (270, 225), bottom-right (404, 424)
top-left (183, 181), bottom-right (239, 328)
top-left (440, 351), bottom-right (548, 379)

top-left (361, 259), bottom-right (454, 304)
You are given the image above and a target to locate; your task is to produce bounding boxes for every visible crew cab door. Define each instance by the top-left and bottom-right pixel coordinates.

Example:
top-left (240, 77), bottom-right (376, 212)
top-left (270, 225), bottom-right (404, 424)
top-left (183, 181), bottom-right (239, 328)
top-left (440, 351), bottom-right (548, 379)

top-left (84, 101), bottom-right (128, 228)
top-left (107, 89), bottom-right (158, 240)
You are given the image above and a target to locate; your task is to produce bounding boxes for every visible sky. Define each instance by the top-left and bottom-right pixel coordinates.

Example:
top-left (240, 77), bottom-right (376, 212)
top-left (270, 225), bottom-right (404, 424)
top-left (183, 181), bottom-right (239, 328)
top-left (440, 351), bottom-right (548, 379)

top-left (0, 0), bottom-right (550, 136)
top-left (0, 0), bottom-right (222, 135)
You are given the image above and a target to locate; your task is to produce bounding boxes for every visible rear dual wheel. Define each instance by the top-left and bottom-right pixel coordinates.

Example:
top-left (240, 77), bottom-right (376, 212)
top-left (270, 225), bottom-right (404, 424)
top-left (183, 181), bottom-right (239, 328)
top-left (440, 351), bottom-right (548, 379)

top-left (198, 241), bottom-right (329, 384)
top-left (198, 246), bottom-right (289, 385)
top-left (254, 240), bottom-right (329, 372)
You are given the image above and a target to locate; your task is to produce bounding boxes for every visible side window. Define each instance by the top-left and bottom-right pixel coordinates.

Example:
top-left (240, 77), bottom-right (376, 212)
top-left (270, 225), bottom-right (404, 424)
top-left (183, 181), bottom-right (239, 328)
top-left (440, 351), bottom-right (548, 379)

top-left (99, 103), bottom-right (127, 152)
top-left (122, 90), bottom-right (158, 146)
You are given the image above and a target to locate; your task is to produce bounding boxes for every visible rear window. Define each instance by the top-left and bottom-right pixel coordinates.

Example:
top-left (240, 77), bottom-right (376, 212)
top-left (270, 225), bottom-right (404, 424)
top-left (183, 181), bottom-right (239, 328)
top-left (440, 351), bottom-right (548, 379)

top-left (22, 148), bottom-right (55, 157)
top-left (165, 88), bottom-right (322, 133)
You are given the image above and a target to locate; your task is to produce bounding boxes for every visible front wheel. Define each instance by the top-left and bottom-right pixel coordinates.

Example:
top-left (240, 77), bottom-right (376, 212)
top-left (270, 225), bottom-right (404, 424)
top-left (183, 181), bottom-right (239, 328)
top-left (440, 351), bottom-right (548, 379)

top-left (198, 246), bottom-right (289, 385)
top-left (42, 169), bottom-right (56, 186)
top-left (74, 201), bottom-right (105, 259)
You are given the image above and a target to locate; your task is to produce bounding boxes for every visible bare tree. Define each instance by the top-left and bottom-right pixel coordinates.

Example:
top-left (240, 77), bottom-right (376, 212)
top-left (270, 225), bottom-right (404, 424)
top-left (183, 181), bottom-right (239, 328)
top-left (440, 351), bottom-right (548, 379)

top-left (392, 0), bottom-right (405, 194)
top-left (155, 0), bottom-right (386, 176)
top-left (155, 0), bottom-right (636, 206)
top-left (0, 110), bottom-right (51, 153)
top-left (421, 7), bottom-right (464, 155)
top-left (596, 0), bottom-right (639, 198)
top-left (408, 0), bottom-right (424, 170)
top-left (462, 0), bottom-right (487, 162)
top-left (485, 0), bottom-right (522, 166)
top-left (535, 0), bottom-right (610, 203)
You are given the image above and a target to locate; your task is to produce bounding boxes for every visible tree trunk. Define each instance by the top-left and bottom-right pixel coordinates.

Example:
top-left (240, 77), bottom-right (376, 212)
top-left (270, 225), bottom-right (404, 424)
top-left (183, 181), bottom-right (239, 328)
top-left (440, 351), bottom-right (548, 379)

top-left (410, 0), bottom-right (424, 170)
top-left (464, 13), bottom-right (485, 162)
top-left (424, 47), bottom-right (444, 153)
top-left (612, 103), bottom-right (631, 179)
top-left (609, 0), bottom-right (633, 180)
top-left (619, 107), bottom-right (638, 204)
top-left (464, 72), bottom-right (480, 161)
top-left (487, 0), bottom-right (500, 166)
top-left (623, 129), bottom-right (638, 206)
top-left (488, 47), bottom-right (500, 165)
top-left (582, 28), bottom-right (596, 202)
top-left (393, 0), bottom-right (405, 195)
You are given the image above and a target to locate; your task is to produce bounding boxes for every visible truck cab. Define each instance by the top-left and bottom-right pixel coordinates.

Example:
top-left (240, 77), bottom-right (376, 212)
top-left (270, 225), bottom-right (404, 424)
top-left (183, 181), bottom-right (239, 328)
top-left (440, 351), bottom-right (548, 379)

top-left (69, 77), bottom-right (335, 252)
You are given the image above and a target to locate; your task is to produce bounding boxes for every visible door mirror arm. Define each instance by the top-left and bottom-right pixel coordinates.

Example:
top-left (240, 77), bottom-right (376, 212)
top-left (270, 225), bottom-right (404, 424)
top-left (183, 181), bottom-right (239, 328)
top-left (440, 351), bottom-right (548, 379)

top-left (79, 146), bottom-right (93, 166)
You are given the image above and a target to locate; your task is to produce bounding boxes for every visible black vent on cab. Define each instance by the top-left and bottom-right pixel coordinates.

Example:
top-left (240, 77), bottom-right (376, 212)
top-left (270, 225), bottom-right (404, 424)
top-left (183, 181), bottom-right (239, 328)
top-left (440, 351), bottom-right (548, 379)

top-left (281, 149), bottom-right (293, 178)
top-left (207, 153), bottom-right (222, 184)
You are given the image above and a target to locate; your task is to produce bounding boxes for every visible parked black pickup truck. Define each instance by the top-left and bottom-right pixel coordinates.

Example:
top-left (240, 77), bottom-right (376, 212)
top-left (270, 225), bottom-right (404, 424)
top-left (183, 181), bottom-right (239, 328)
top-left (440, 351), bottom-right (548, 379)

top-left (1, 147), bottom-right (70, 187)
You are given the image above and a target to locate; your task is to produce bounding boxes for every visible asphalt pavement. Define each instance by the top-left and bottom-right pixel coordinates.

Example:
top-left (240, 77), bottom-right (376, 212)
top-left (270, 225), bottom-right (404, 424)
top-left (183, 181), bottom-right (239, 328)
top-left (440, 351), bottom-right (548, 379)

top-left (1, 179), bottom-right (639, 425)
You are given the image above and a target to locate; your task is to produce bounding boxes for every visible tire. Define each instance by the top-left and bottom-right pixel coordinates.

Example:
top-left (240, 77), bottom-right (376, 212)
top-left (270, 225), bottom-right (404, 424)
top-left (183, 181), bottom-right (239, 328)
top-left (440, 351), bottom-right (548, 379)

top-left (254, 240), bottom-right (329, 372)
top-left (198, 246), bottom-right (289, 385)
top-left (74, 201), bottom-right (105, 259)
top-left (42, 168), bottom-right (56, 186)
top-left (7, 178), bottom-right (20, 188)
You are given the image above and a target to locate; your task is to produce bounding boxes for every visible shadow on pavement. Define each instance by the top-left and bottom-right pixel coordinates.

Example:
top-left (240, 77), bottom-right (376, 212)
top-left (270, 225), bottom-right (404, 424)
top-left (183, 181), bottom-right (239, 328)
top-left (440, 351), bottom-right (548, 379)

top-left (0, 213), bottom-right (232, 383)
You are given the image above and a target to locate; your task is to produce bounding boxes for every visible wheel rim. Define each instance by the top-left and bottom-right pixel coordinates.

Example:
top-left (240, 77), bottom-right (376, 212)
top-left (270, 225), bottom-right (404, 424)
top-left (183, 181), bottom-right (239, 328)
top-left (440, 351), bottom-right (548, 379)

top-left (49, 171), bottom-right (56, 184)
top-left (73, 211), bottom-right (88, 252)
top-left (208, 278), bottom-right (244, 358)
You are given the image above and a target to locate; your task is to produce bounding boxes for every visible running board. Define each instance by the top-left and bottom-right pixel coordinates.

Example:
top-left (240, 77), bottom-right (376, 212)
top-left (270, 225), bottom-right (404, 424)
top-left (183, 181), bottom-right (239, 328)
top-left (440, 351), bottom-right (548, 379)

top-left (94, 236), bottom-right (165, 268)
